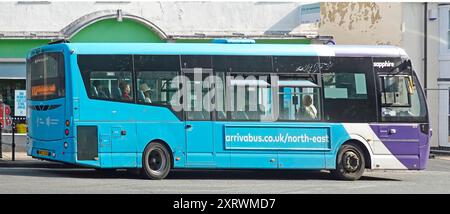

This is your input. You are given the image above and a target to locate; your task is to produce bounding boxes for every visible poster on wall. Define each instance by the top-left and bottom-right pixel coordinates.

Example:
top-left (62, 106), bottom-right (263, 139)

top-left (14, 90), bottom-right (26, 117)
top-left (299, 2), bottom-right (320, 24)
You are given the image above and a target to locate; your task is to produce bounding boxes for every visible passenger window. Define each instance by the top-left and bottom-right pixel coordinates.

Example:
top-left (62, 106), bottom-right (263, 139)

top-left (227, 74), bottom-right (272, 121)
top-left (134, 55), bottom-right (181, 110)
top-left (136, 72), bottom-right (179, 105)
top-left (277, 78), bottom-right (321, 121)
top-left (78, 55), bottom-right (133, 102)
top-left (90, 71), bottom-right (133, 102)
top-left (320, 57), bottom-right (377, 122)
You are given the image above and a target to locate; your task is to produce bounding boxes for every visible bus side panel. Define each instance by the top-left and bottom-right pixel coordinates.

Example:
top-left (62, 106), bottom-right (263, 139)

top-left (370, 124), bottom-right (421, 170)
top-left (339, 123), bottom-right (424, 170)
top-left (219, 122), bottom-right (337, 169)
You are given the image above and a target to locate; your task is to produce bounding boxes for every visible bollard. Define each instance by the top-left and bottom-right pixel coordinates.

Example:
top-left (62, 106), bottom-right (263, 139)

top-left (12, 122), bottom-right (15, 161)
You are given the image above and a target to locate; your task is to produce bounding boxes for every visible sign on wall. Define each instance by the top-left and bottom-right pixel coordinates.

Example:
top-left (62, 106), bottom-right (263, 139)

top-left (14, 90), bottom-right (26, 117)
top-left (300, 2), bottom-right (321, 24)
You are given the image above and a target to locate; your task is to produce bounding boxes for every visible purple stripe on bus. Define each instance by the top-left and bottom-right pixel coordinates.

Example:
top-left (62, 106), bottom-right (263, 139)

top-left (418, 131), bottom-right (430, 170)
top-left (369, 124), bottom-right (429, 170)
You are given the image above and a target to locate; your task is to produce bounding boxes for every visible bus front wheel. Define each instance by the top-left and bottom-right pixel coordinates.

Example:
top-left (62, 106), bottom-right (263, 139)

top-left (331, 143), bottom-right (365, 181)
top-left (142, 142), bottom-right (171, 180)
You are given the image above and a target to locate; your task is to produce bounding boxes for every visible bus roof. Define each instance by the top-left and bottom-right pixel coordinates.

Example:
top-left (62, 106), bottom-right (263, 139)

top-left (34, 43), bottom-right (409, 58)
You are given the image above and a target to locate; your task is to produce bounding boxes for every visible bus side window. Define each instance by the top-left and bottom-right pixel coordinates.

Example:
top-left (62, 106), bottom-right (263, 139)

top-left (320, 57), bottom-right (377, 123)
top-left (276, 78), bottom-right (321, 121)
top-left (78, 55), bottom-right (133, 102)
top-left (133, 55), bottom-right (182, 118)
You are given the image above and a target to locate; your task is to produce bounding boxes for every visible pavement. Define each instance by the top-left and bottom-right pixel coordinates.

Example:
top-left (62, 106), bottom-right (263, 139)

top-left (0, 134), bottom-right (27, 152)
top-left (1, 153), bottom-right (450, 194)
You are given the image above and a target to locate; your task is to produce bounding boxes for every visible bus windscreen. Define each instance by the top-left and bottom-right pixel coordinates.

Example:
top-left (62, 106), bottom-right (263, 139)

top-left (27, 52), bottom-right (65, 100)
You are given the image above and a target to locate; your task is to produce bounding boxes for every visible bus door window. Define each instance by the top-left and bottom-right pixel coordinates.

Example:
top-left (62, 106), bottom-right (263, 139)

top-left (374, 57), bottom-right (427, 123)
top-left (379, 74), bottom-right (427, 122)
top-left (183, 69), bottom-right (212, 121)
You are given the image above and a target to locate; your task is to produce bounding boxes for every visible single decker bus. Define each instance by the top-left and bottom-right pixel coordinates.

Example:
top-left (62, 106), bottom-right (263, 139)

top-left (26, 40), bottom-right (430, 180)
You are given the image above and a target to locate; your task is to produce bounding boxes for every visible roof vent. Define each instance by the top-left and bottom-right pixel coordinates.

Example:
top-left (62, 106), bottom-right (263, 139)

top-left (212, 38), bottom-right (256, 44)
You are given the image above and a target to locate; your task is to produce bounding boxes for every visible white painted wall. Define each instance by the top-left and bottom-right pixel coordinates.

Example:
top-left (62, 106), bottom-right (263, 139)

top-left (0, 1), bottom-right (315, 36)
top-left (438, 4), bottom-right (450, 147)
top-left (424, 3), bottom-right (440, 148)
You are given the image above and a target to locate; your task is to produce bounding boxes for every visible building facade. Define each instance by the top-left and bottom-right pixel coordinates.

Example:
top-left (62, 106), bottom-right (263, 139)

top-left (319, 2), bottom-right (450, 150)
top-left (0, 1), bottom-right (329, 130)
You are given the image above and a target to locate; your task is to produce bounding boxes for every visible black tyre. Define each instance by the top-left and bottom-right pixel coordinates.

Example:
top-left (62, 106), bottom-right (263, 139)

top-left (142, 142), bottom-right (172, 180)
top-left (331, 143), bottom-right (365, 181)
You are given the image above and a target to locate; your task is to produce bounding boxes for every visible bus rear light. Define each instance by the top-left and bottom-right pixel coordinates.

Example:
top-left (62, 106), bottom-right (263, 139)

top-left (65, 129), bottom-right (69, 136)
top-left (65, 120), bottom-right (70, 127)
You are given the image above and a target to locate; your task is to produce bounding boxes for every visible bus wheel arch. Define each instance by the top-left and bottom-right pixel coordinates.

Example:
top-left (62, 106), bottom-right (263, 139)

top-left (332, 140), bottom-right (370, 180)
top-left (341, 137), bottom-right (372, 169)
top-left (142, 139), bottom-right (173, 180)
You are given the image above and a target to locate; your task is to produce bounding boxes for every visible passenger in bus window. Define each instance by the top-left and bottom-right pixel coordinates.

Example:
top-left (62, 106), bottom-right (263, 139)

top-left (139, 83), bottom-right (152, 103)
top-left (301, 95), bottom-right (317, 119)
top-left (119, 81), bottom-right (132, 101)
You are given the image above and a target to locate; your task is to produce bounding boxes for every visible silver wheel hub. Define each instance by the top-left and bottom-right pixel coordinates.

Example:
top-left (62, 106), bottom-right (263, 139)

top-left (343, 151), bottom-right (360, 172)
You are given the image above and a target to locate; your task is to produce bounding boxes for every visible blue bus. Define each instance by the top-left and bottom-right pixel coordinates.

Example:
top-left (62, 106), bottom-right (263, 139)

top-left (26, 40), bottom-right (430, 180)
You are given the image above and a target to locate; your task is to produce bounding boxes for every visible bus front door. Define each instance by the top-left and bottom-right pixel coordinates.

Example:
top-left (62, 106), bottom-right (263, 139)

top-left (183, 68), bottom-right (216, 167)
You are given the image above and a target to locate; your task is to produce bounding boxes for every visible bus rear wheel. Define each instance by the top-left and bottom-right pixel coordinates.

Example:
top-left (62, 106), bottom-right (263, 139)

top-left (142, 142), bottom-right (171, 180)
top-left (331, 143), bottom-right (365, 181)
